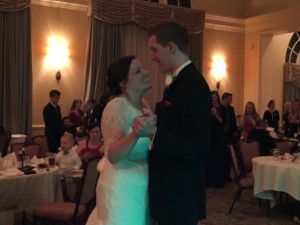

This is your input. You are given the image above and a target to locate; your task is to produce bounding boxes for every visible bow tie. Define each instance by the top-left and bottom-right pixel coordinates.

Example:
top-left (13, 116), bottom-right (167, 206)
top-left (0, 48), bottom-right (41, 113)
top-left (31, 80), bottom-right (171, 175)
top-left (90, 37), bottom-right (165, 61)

top-left (63, 151), bottom-right (69, 155)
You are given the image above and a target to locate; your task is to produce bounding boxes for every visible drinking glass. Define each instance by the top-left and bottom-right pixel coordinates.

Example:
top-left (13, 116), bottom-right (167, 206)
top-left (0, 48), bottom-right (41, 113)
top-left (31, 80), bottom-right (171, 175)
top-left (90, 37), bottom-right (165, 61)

top-left (272, 148), bottom-right (280, 158)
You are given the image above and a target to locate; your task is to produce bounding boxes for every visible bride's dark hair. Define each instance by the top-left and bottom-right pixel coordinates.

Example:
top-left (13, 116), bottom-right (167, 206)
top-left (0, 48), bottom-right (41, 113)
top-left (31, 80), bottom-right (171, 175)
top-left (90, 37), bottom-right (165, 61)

top-left (106, 55), bottom-right (135, 96)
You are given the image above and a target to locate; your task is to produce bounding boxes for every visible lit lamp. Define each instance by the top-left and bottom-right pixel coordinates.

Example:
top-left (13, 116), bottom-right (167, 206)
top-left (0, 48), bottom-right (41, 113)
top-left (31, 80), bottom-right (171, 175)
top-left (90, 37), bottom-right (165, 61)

top-left (45, 36), bottom-right (69, 82)
top-left (211, 55), bottom-right (226, 89)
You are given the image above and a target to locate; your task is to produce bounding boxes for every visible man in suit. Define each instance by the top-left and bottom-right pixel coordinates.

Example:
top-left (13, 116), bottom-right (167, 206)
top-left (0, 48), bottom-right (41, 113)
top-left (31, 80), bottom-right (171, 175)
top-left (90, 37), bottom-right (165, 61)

top-left (43, 89), bottom-right (63, 153)
top-left (221, 92), bottom-right (238, 181)
top-left (221, 92), bottom-right (238, 145)
top-left (148, 21), bottom-right (211, 225)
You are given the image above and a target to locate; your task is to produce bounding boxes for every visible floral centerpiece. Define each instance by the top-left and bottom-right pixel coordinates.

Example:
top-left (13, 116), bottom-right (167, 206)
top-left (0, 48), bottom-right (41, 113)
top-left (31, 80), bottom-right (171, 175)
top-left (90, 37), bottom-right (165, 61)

top-left (291, 133), bottom-right (300, 161)
top-left (293, 132), bottom-right (300, 142)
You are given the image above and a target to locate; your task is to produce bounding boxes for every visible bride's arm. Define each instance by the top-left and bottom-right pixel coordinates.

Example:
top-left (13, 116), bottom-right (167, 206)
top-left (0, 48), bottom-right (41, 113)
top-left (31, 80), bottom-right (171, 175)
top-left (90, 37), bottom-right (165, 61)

top-left (108, 116), bottom-right (155, 164)
top-left (102, 100), bottom-right (155, 164)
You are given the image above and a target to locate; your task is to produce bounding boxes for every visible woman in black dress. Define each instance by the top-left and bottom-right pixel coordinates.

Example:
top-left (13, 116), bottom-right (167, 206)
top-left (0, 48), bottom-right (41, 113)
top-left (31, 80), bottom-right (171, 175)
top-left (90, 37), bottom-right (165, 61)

top-left (263, 99), bottom-right (280, 132)
top-left (206, 90), bottom-right (227, 188)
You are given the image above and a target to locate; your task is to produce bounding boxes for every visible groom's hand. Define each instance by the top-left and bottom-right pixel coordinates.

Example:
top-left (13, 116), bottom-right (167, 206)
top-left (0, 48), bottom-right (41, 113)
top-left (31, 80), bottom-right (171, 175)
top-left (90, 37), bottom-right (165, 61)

top-left (132, 116), bottom-right (156, 138)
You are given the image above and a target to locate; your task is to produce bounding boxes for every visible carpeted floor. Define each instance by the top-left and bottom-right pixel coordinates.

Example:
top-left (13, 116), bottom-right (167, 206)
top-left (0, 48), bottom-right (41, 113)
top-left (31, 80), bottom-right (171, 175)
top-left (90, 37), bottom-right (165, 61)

top-left (14, 181), bottom-right (299, 225)
top-left (202, 181), bottom-right (299, 225)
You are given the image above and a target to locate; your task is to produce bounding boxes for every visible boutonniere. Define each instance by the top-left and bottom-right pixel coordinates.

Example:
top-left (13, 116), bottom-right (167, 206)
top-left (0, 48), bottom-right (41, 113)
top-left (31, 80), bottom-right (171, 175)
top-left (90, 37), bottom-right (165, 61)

top-left (163, 100), bottom-right (172, 106)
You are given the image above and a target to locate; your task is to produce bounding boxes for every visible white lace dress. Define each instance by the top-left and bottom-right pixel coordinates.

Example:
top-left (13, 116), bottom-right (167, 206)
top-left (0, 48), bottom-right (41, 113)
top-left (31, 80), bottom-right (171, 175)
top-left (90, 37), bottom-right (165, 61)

top-left (86, 97), bottom-right (151, 225)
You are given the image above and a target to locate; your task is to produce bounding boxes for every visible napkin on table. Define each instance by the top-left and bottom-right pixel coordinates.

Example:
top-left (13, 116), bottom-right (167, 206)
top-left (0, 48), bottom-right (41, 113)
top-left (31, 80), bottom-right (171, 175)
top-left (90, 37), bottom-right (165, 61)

top-left (30, 155), bottom-right (45, 165)
top-left (1, 152), bottom-right (18, 169)
top-left (0, 168), bottom-right (24, 176)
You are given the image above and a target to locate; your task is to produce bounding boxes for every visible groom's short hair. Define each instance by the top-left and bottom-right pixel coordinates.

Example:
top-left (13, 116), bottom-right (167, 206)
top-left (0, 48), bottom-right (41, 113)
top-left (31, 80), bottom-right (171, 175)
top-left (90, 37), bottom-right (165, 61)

top-left (148, 21), bottom-right (189, 54)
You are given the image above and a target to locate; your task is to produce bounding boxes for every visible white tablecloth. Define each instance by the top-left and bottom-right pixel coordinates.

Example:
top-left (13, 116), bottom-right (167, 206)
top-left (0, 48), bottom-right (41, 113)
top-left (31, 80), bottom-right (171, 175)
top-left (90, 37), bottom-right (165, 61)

top-left (0, 166), bottom-right (62, 225)
top-left (252, 156), bottom-right (300, 207)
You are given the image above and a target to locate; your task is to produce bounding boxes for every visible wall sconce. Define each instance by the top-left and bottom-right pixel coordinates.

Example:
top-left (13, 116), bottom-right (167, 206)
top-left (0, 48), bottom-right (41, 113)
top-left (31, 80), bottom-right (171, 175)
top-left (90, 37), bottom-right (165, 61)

top-left (211, 55), bottom-right (226, 89)
top-left (45, 36), bottom-right (69, 82)
top-left (56, 69), bottom-right (61, 81)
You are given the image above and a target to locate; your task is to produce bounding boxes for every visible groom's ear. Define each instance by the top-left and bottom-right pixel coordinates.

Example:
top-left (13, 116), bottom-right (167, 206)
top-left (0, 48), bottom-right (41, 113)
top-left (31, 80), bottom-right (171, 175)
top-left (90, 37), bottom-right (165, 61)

top-left (167, 42), bottom-right (176, 55)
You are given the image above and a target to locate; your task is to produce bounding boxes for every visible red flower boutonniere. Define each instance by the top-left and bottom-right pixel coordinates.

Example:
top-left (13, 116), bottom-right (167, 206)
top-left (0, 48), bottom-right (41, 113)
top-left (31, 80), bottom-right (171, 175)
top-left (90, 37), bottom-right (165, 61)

top-left (163, 100), bottom-right (172, 106)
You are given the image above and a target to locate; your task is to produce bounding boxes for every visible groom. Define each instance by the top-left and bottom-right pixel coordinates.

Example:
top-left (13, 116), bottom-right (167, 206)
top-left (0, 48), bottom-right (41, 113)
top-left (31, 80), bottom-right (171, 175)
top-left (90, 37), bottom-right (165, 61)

top-left (148, 22), bottom-right (211, 225)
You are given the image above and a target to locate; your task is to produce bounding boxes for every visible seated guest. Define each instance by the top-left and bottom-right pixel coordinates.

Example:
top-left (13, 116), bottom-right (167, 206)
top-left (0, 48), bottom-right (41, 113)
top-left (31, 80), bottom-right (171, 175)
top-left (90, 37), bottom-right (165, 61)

top-left (76, 123), bottom-right (103, 159)
top-left (83, 97), bottom-right (96, 128)
top-left (55, 132), bottom-right (82, 202)
top-left (288, 99), bottom-right (300, 138)
top-left (238, 101), bottom-right (261, 140)
top-left (69, 99), bottom-right (85, 133)
top-left (263, 99), bottom-right (280, 132)
top-left (62, 116), bottom-right (76, 137)
top-left (90, 90), bottom-right (114, 124)
top-left (248, 119), bottom-right (276, 156)
top-left (282, 101), bottom-right (292, 137)
top-left (55, 132), bottom-right (82, 169)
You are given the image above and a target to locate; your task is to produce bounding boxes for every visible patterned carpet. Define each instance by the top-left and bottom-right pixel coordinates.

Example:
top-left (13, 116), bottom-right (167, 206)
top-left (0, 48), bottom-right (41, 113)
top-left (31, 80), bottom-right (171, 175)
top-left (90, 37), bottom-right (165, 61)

top-left (202, 181), bottom-right (299, 225)
top-left (14, 181), bottom-right (299, 225)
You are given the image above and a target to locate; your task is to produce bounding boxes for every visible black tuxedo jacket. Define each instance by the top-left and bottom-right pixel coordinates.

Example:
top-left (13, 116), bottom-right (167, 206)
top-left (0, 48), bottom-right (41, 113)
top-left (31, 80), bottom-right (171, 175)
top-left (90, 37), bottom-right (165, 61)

top-left (43, 102), bottom-right (63, 152)
top-left (222, 105), bottom-right (238, 142)
top-left (149, 63), bottom-right (211, 223)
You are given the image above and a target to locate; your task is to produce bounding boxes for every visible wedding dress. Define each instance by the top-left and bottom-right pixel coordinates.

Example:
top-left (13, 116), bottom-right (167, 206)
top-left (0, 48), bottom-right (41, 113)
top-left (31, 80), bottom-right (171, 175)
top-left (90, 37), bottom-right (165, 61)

top-left (86, 97), bottom-right (151, 225)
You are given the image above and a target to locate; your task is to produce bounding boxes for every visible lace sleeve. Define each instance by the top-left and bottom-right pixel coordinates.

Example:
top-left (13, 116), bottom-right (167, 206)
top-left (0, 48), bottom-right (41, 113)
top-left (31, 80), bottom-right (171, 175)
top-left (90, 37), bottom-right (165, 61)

top-left (101, 98), bottom-right (131, 154)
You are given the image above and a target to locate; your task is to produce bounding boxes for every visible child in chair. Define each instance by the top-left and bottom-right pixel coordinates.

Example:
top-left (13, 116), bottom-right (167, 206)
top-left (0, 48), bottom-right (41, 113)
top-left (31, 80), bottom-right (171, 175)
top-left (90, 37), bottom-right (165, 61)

top-left (55, 132), bottom-right (82, 169)
top-left (55, 132), bottom-right (82, 202)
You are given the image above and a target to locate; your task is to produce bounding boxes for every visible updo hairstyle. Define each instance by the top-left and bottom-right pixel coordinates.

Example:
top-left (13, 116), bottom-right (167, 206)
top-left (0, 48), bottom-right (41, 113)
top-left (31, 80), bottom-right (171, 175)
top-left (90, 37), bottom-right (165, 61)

top-left (106, 55), bottom-right (135, 96)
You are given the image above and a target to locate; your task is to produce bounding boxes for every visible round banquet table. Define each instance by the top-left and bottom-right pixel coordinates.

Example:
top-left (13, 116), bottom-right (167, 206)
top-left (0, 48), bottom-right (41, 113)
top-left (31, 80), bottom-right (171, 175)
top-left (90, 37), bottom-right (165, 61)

top-left (252, 156), bottom-right (300, 207)
top-left (0, 166), bottom-right (62, 225)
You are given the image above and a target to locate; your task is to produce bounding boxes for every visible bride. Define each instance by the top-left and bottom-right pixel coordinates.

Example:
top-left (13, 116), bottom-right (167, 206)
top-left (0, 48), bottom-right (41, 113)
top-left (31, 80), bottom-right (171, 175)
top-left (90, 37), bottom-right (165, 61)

top-left (86, 55), bottom-right (156, 225)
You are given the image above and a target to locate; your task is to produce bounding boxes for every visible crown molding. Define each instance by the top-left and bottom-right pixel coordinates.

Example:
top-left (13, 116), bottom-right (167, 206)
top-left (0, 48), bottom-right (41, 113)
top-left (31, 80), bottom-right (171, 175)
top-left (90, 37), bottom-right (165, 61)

top-left (32, 124), bottom-right (45, 128)
top-left (245, 6), bottom-right (300, 35)
top-left (205, 14), bottom-right (245, 33)
top-left (31, 0), bottom-right (88, 12)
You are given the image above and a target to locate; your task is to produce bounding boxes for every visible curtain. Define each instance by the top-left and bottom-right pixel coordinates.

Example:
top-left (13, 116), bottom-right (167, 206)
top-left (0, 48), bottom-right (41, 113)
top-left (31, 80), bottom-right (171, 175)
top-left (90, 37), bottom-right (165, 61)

top-left (84, 0), bottom-right (204, 109)
top-left (283, 63), bottom-right (300, 103)
top-left (84, 18), bottom-right (122, 103)
top-left (92, 0), bottom-right (205, 34)
top-left (0, 1), bottom-right (32, 136)
top-left (0, 0), bottom-right (29, 12)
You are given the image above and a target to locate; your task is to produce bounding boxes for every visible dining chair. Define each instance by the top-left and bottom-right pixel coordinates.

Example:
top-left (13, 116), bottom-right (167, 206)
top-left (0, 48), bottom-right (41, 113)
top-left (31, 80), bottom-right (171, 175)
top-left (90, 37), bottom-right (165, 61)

top-left (31, 135), bottom-right (49, 158)
top-left (238, 139), bottom-right (260, 175)
top-left (275, 141), bottom-right (297, 154)
top-left (0, 131), bottom-right (11, 157)
top-left (24, 144), bottom-right (42, 159)
top-left (33, 156), bottom-right (101, 225)
top-left (228, 144), bottom-right (254, 214)
top-left (10, 143), bottom-right (41, 160)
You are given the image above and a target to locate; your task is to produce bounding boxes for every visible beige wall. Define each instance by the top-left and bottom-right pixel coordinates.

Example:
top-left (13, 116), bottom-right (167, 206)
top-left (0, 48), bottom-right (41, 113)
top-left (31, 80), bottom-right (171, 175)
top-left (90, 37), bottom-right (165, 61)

top-left (259, 33), bottom-right (292, 121)
top-left (203, 29), bottom-right (245, 115)
top-left (244, 32), bottom-right (260, 112)
top-left (31, 4), bottom-right (89, 135)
